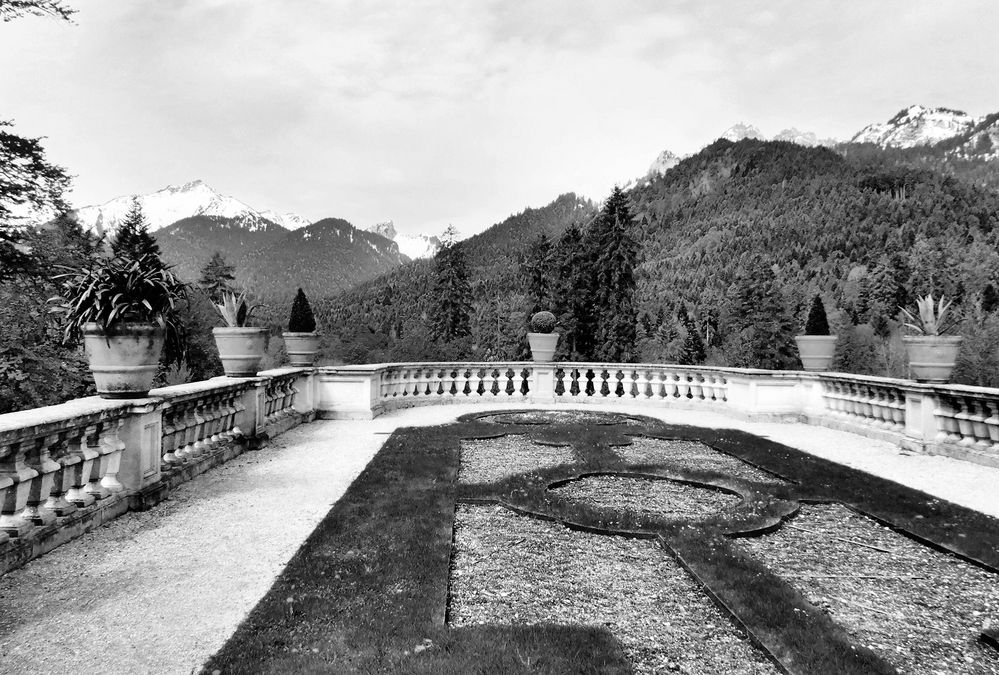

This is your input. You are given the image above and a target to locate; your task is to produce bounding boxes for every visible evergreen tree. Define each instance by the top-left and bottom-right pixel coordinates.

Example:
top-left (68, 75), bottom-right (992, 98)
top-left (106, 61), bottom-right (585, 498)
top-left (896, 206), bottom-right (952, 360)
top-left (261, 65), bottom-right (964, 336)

top-left (430, 227), bottom-right (472, 343)
top-left (198, 251), bottom-right (236, 302)
top-left (553, 223), bottom-right (593, 358)
top-left (522, 232), bottom-right (554, 316)
top-left (677, 304), bottom-right (706, 365)
top-left (722, 258), bottom-right (799, 369)
top-left (589, 186), bottom-right (639, 362)
top-left (111, 197), bottom-right (162, 267)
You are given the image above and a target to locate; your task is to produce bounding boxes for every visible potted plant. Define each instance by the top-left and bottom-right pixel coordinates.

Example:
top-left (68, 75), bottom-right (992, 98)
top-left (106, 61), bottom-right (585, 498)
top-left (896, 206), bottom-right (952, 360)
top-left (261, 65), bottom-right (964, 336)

top-left (282, 288), bottom-right (320, 366)
top-left (900, 293), bottom-right (963, 383)
top-left (212, 290), bottom-right (268, 377)
top-left (526, 311), bottom-right (559, 362)
top-left (51, 254), bottom-right (186, 398)
top-left (794, 294), bottom-right (837, 372)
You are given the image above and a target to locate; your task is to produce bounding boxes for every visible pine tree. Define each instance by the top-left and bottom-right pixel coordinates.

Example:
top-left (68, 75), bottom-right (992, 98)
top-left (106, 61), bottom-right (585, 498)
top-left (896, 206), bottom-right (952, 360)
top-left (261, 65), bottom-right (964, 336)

top-left (430, 227), bottom-right (472, 343)
top-left (589, 186), bottom-right (639, 362)
top-left (198, 251), bottom-right (236, 302)
top-left (522, 232), bottom-right (554, 316)
top-left (111, 197), bottom-right (163, 267)
top-left (677, 304), bottom-right (706, 365)
top-left (553, 223), bottom-right (593, 358)
top-left (722, 258), bottom-right (799, 369)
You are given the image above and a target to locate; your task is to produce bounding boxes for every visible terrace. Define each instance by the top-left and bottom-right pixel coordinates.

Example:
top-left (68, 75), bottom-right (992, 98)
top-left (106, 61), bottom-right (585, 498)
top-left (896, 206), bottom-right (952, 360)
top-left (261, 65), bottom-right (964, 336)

top-left (1, 362), bottom-right (998, 673)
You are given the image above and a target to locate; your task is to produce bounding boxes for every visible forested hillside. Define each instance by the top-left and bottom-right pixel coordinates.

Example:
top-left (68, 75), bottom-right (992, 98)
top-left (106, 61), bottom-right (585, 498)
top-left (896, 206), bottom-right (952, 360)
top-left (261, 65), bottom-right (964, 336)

top-left (319, 139), bottom-right (999, 383)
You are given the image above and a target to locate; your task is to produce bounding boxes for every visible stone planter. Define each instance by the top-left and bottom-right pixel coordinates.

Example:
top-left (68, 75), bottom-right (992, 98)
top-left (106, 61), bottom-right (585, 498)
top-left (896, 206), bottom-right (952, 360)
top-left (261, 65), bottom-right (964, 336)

top-left (903, 335), bottom-right (963, 383)
top-left (527, 332), bottom-right (559, 362)
top-left (794, 335), bottom-right (838, 372)
top-left (82, 322), bottom-right (164, 398)
top-left (213, 327), bottom-right (268, 377)
top-left (282, 331), bottom-right (320, 366)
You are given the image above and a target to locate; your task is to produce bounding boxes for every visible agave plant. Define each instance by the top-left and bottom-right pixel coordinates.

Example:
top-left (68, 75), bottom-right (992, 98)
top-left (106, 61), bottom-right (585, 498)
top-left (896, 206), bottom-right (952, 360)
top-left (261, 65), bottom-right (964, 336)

top-left (213, 290), bottom-right (262, 328)
top-left (50, 253), bottom-right (187, 365)
top-left (899, 293), bottom-right (958, 336)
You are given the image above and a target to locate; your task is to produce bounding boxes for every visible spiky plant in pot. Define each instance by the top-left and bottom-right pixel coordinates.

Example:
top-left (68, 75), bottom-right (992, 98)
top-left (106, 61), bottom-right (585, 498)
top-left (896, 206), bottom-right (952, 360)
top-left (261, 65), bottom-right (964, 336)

top-left (283, 288), bottom-right (321, 367)
top-left (794, 294), bottom-right (837, 372)
top-left (211, 289), bottom-right (269, 377)
top-left (900, 293), bottom-right (962, 383)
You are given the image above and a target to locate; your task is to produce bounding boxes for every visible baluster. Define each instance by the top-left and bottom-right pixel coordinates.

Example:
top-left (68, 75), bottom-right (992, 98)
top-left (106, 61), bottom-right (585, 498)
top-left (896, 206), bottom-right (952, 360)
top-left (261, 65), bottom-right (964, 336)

top-left (934, 398), bottom-right (961, 443)
top-left (952, 397), bottom-right (976, 446)
top-left (65, 424), bottom-right (98, 507)
top-left (637, 370), bottom-right (651, 399)
top-left (192, 400), bottom-right (210, 457)
top-left (0, 439), bottom-right (36, 537)
top-left (44, 429), bottom-right (79, 517)
top-left (206, 396), bottom-right (222, 448)
top-left (84, 423), bottom-right (111, 501)
top-left (503, 368), bottom-right (515, 396)
top-left (967, 398), bottom-right (991, 449)
top-left (22, 435), bottom-right (60, 526)
top-left (691, 373), bottom-right (705, 401)
top-left (99, 418), bottom-right (125, 493)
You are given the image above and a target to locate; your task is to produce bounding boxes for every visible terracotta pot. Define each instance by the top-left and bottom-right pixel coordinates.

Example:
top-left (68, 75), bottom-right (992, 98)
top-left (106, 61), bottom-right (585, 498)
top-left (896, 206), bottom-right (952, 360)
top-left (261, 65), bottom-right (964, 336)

top-left (794, 335), bottom-right (838, 372)
top-left (903, 335), bottom-right (963, 383)
top-left (212, 327), bottom-right (268, 377)
top-left (282, 331), bottom-right (320, 366)
top-left (82, 322), bottom-right (164, 398)
top-left (527, 332), bottom-right (559, 362)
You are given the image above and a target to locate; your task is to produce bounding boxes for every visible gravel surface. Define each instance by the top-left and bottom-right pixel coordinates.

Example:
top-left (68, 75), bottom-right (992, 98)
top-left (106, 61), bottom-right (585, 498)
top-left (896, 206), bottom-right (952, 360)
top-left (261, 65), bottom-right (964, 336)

top-left (449, 504), bottom-right (779, 675)
top-left (551, 475), bottom-right (741, 523)
top-left (0, 420), bottom-right (382, 675)
top-left (735, 504), bottom-right (999, 674)
top-left (458, 435), bottom-right (575, 484)
top-left (479, 410), bottom-right (637, 425)
top-left (618, 437), bottom-right (790, 484)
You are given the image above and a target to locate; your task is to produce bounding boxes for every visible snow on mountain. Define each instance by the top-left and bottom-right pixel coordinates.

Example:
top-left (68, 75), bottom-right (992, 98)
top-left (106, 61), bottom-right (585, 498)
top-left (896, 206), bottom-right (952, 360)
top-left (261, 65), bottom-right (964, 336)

top-left (850, 105), bottom-right (978, 148)
top-left (720, 122), bottom-right (764, 142)
top-left (364, 220), bottom-right (441, 259)
top-left (952, 114), bottom-right (999, 160)
top-left (772, 128), bottom-right (836, 147)
top-left (73, 180), bottom-right (310, 235)
top-left (647, 149), bottom-right (682, 177)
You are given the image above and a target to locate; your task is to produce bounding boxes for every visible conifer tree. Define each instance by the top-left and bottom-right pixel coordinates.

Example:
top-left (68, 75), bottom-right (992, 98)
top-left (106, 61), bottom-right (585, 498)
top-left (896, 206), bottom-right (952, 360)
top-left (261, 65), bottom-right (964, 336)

top-left (430, 227), bottom-right (472, 343)
top-left (553, 223), bottom-right (593, 358)
top-left (589, 186), bottom-right (639, 362)
top-left (198, 251), bottom-right (236, 302)
top-left (677, 304), bottom-right (706, 365)
top-left (722, 258), bottom-right (799, 369)
top-left (111, 197), bottom-right (162, 267)
top-left (523, 232), bottom-right (554, 316)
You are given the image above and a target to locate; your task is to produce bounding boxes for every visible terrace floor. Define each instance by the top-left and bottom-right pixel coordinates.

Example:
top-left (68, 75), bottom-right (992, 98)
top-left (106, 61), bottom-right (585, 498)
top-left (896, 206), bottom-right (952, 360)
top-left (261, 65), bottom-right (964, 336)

top-left (1, 403), bottom-right (998, 675)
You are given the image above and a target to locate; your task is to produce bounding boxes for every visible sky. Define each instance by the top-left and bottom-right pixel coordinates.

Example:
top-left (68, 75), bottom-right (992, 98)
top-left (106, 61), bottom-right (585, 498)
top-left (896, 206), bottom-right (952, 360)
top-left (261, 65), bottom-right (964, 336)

top-left (2, 0), bottom-right (998, 236)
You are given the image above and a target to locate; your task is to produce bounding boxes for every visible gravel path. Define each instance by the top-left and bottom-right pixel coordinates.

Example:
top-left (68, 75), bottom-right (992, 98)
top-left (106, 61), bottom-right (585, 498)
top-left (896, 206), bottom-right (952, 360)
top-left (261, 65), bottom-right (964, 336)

top-left (0, 420), bottom-right (382, 675)
top-left (449, 504), bottom-right (779, 675)
top-left (735, 504), bottom-right (999, 674)
top-left (2, 403), bottom-right (996, 674)
top-left (617, 437), bottom-right (790, 484)
top-left (551, 475), bottom-right (741, 522)
top-left (458, 435), bottom-right (575, 484)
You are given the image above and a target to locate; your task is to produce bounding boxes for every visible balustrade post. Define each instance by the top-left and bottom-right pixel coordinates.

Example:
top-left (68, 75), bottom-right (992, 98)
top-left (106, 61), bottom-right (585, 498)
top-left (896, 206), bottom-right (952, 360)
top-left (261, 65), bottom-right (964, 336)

top-left (903, 389), bottom-right (938, 451)
top-left (529, 364), bottom-right (557, 403)
top-left (117, 405), bottom-right (162, 492)
top-left (293, 370), bottom-right (316, 416)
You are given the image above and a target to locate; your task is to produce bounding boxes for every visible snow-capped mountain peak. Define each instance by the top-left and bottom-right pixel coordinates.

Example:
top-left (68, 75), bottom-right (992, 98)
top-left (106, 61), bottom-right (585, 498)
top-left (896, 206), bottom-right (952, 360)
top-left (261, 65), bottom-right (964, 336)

top-left (720, 122), bottom-right (764, 142)
top-left (364, 220), bottom-right (441, 260)
top-left (73, 181), bottom-right (311, 235)
top-left (647, 149), bottom-right (682, 177)
top-left (850, 105), bottom-right (979, 148)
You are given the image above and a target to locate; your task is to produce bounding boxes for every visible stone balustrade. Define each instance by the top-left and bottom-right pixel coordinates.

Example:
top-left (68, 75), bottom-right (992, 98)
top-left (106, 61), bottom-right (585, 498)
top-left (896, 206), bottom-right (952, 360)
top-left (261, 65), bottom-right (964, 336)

top-left (3, 358), bottom-right (999, 576)
top-left (0, 368), bottom-right (315, 575)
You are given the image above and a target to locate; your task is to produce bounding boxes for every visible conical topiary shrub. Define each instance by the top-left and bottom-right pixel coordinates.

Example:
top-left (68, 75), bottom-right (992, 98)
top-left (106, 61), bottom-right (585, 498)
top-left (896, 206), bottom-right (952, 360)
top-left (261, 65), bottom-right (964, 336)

top-left (283, 288), bottom-right (320, 366)
top-left (795, 294), bottom-right (837, 372)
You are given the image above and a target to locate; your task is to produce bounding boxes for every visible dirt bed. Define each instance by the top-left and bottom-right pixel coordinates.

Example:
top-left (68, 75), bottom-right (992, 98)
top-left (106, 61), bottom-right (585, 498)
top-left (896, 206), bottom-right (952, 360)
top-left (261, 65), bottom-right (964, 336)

top-left (550, 475), bottom-right (741, 523)
top-left (735, 503), bottom-right (999, 674)
top-left (618, 437), bottom-right (789, 484)
top-left (449, 504), bottom-right (779, 675)
top-left (458, 435), bottom-right (574, 484)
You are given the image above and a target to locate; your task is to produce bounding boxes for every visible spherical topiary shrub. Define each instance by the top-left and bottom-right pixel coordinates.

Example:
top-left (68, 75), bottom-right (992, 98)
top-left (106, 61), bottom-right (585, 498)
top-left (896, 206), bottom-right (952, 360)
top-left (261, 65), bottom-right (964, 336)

top-left (530, 310), bottom-right (557, 334)
top-left (288, 288), bottom-right (317, 333)
top-left (804, 294), bottom-right (830, 336)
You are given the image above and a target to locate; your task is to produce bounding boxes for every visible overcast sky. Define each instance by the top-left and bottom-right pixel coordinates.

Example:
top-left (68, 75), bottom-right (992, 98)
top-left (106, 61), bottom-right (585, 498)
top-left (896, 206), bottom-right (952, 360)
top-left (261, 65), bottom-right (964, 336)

top-left (2, 0), bottom-right (998, 235)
